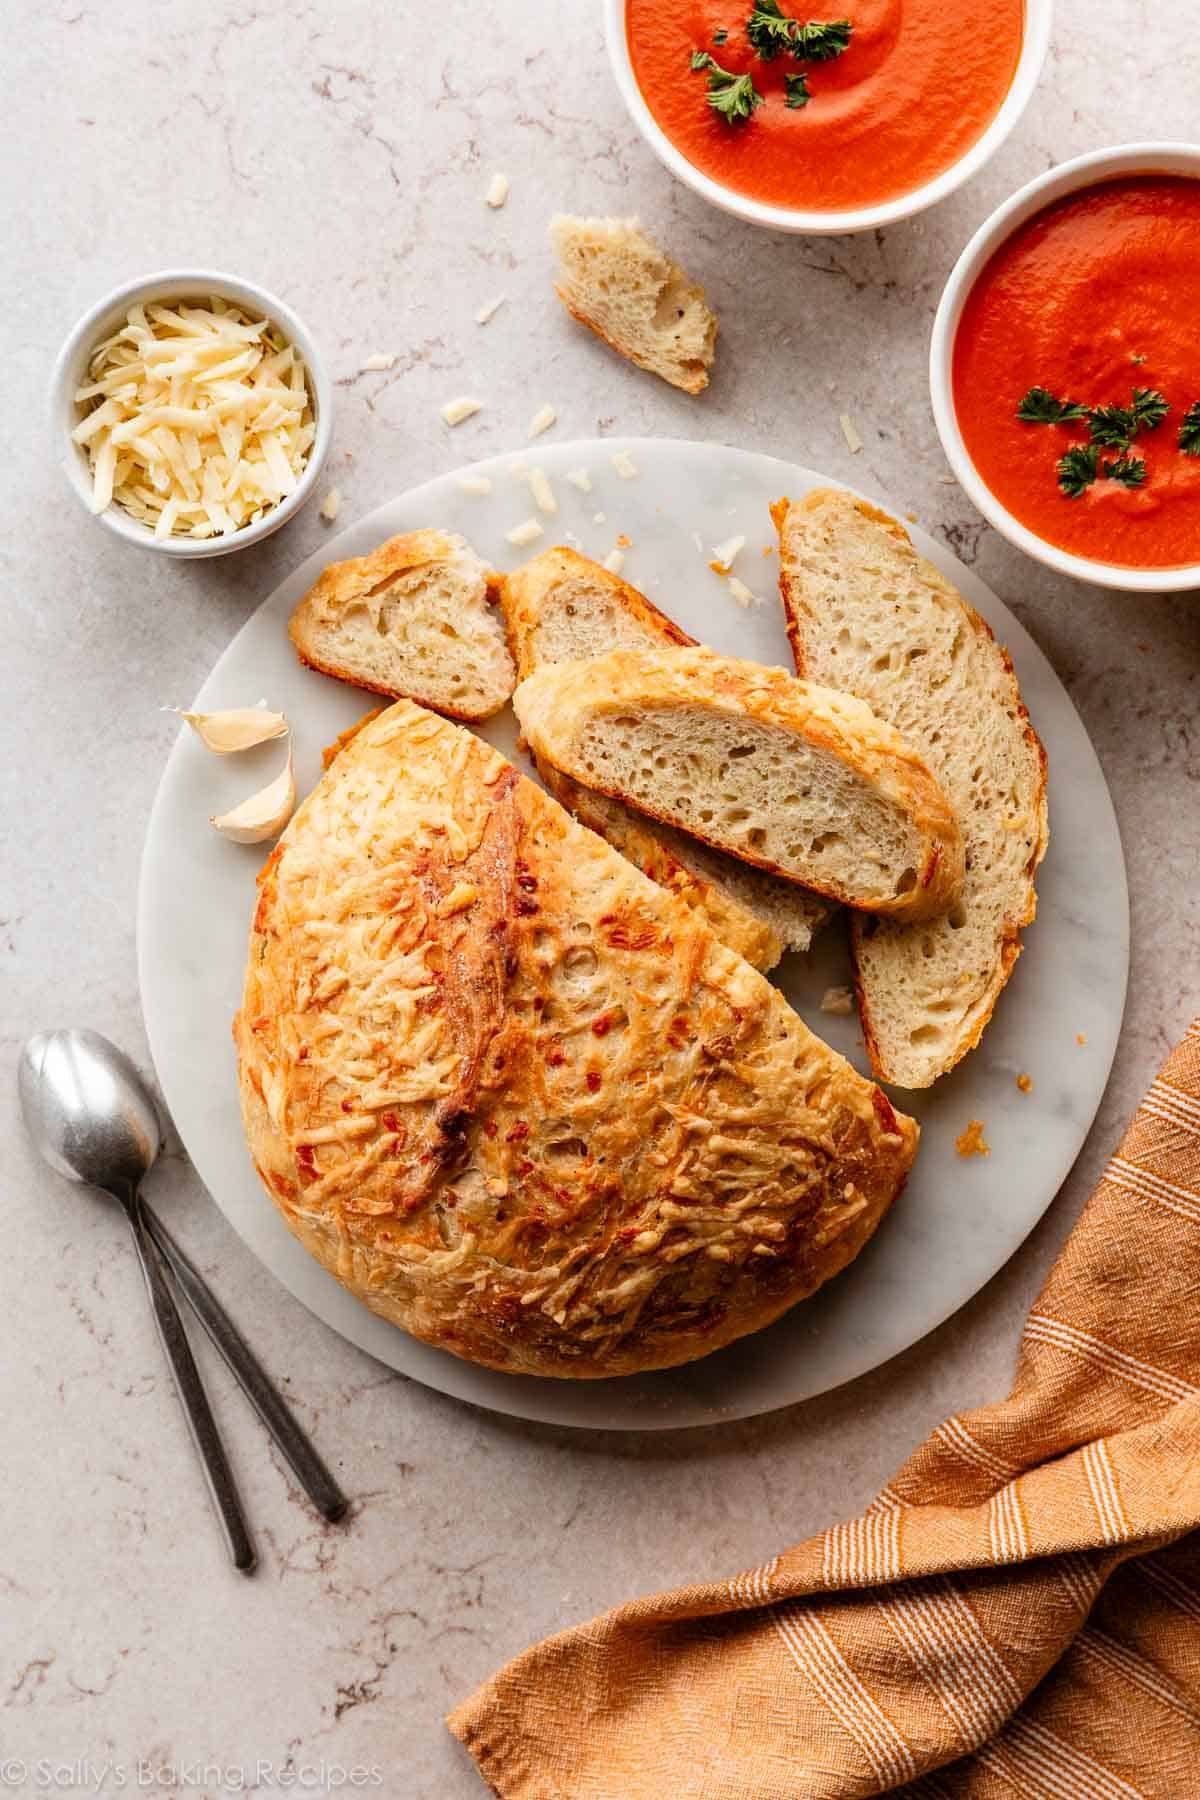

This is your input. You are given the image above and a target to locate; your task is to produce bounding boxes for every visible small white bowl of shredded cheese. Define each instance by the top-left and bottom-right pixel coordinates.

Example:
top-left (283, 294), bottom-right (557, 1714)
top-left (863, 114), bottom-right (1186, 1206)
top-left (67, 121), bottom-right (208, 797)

top-left (52, 269), bottom-right (332, 557)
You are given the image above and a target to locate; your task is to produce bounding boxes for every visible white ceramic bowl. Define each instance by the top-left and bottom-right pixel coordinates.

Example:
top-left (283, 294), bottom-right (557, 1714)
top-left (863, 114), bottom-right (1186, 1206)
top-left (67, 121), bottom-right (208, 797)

top-left (930, 143), bottom-right (1200, 593)
top-left (51, 269), bottom-right (333, 559)
top-left (604, 0), bottom-right (1052, 235)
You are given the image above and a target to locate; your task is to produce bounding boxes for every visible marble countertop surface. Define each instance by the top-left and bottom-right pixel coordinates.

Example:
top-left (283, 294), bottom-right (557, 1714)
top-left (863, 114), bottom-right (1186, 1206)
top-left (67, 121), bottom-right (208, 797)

top-left (4, 1), bottom-right (1198, 1794)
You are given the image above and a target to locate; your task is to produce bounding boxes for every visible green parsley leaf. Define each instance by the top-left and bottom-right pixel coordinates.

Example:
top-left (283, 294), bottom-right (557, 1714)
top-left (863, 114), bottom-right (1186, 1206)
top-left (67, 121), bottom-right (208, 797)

top-left (1057, 444), bottom-right (1099, 498)
top-left (1179, 403), bottom-right (1200, 456)
top-left (745, 0), bottom-right (797, 57)
top-left (1016, 386), bottom-right (1089, 425)
top-left (690, 50), bottom-right (764, 122)
top-left (784, 70), bottom-right (811, 106)
top-left (1087, 404), bottom-right (1136, 449)
top-left (1131, 387), bottom-right (1169, 431)
top-left (1103, 453), bottom-right (1147, 488)
top-left (790, 16), bottom-right (852, 58)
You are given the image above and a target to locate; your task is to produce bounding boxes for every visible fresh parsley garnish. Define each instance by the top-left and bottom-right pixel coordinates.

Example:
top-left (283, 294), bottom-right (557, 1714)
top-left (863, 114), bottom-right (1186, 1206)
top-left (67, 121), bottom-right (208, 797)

top-left (1130, 387), bottom-right (1169, 431)
top-left (1016, 386), bottom-right (1089, 425)
top-left (784, 70), bottom-right (811, 106)
top-left (1103, 453), bottom-right (1147, 488)
top-left (1179, 403), bottom-right (1200, 456)
top-left (1057, 445), bottom-right (1099, 498)
top-left (1088, 388), bottom-right (1169, 448)
top-left (745, 2), bottom-right (851, 61)
top-left (690, 50), bottom-right (765, 123)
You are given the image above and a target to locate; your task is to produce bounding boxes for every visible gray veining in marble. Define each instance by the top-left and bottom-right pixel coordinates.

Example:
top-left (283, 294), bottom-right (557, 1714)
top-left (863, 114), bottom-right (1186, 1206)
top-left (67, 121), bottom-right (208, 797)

top-left (3, 1), bottom-right (1199, 1795)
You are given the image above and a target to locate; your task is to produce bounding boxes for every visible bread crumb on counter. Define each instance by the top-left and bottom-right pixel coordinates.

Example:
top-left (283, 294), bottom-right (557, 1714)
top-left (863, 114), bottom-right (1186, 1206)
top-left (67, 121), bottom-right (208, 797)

top-left (475, 295), bottom-right (507, 325)
top-left (440, 395), bottom-right (482, 426)
top-left (1076, 1032), bottom-right (1088, 1046)
top-left (710, 533), bottom-right (746, 574)
top-left (727, 576), bottom-right (758, 608)
top-left (611, 450), bottom-right (638, 479)
top-left (955, 1119), bottom-right (991, 1159)
top-left (565, 468), bottom-right (592, 492)
top-left (603, 549), bottom-right (625, 575)
top-left (506, 517), bottom-right (544, 547)
top-left (319, 488), bottom-right (341, 522)
top-left (1016, 1073), bottom-right (1033, 1093)
top-left (820, 985), bottom-right (855, 1017)
top-left (457, 474), bottom-right (492, 496)
top-left (360, 353), bottom-right (396, 372)
top-left (616, 532), bottom-right (632, 549)
top-left (593, 511), bottom-right (607, 525)
top-left (486, 172), bottom-right (509, 208)
top-left (528, 403), bottom-right (557, 439)
top-left (840, 412), bottom-right (863, 454)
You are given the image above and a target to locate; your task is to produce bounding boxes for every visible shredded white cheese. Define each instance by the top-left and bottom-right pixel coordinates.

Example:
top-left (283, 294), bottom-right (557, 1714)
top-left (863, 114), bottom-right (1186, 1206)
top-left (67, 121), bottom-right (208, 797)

top-left (565, 468), bottom-right (592, 492)
top-left (360, 353), bottom-right (396, 372)
top-left (505, 517), bottom-right (543, 547)
top-left (72, 297), bottom-right (315, 538)
top-left (528, 403), bottom-right (557, 439)
top-left (486, 172), bottom-right (509, 209)
top-left (840, 412), bottom-right (863, 454)
top-left (710, 534), bottom-right (746, 573)
top-left (457, 474), bottom-right (492, 496)
top-left (319, 487), bottom-right (341, 522)
top-left (611, 450), bottom-right (638, 479)
top-left (727, 576), bottom-right (758, 608)
top-left (475, 294), bottom-right (507, 325)
top-left (441, 395), bottom-right (482, 426)
top-left (603, 549), bottom-right (625, 575)
top-left (526, 467), bottom-right (557, 515)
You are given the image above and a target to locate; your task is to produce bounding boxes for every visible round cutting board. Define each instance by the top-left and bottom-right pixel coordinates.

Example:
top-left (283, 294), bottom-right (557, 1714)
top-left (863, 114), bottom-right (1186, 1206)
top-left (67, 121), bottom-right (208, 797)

top-left (138, 438), bottom-right (1128, 1430)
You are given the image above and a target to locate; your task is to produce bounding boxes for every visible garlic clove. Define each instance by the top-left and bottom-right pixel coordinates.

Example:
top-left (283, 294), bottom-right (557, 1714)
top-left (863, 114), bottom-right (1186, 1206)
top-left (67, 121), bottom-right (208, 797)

top-left (211, 750), bottom-right (296, 844)
top-left (174, 705), bottom-right (288, 754)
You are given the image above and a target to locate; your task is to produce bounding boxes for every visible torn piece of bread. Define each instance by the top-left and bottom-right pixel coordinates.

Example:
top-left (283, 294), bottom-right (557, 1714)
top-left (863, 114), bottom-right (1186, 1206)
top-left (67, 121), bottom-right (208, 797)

top-left (513, 646), bottom-right (964, 921)
top-left (288, 530), bottom-right (515, 722)
top-left (502, 548), bottom-right (831, 964)
top-left (773, 489), bottom-right (1049, 1088)
top-left (550, 216), bottom-right (717, 395)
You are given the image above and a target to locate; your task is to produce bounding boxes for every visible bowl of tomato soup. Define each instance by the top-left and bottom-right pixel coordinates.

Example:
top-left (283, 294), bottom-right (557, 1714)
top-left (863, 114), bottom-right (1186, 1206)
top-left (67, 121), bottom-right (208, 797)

top-left (933, 145), bottom-right (1200, 590)
top-left (606, 0), bottom-right (1050, 233)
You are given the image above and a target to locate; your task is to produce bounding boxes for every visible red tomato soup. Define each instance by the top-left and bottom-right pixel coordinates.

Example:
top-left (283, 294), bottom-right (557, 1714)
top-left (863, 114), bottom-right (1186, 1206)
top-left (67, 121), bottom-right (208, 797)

top-left (624, 0), bottom-right (1024, 212)
top-left (953, 176), bottom-right (1200, 570)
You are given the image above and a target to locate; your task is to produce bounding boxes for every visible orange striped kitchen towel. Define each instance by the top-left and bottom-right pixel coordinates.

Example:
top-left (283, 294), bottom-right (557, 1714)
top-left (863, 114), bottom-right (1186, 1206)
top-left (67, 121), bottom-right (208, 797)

top-left (449, 1019), bottom-right (1200, 1797)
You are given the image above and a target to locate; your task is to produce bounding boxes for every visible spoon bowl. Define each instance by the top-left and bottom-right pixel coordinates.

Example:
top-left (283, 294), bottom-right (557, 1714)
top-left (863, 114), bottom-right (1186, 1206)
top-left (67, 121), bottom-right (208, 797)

top-left (19, 1028), bottom-right (162, 1195)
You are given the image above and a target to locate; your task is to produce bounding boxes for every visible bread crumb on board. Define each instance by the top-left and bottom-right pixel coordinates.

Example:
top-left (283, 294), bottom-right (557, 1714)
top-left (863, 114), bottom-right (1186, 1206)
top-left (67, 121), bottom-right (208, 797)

top-left (955, 1119), bottom-right (991, 1159)
top-left (441, 395), bottom-right (482, 426)
top-left (506, 517), bottom-right (544, 547)
top-left (820, 985), bottom-right (855, 1017)
top-left (1076, 1032), bottom-right (1088, 1046)
top-left (1016, 1073), bottom-right (1033, 1094)
top-left (319, 488), bottom-right (341, 522)
top-left (710, 533), bottom-right (746, 574)
top-left (526, 467), bottom-right (557, 515)
top-left (486, 172), bottom-right (509, 208)
top-left (565, 468), bottom-right (592, 492)
top-left (475, 295), bottom-right (507, 325)
top-left (603, 549), bottom-right (625, 575)
top-left (727, 576), bottom-right (758, 608)
top-left (611, 449), bottom-right (638, 479)
top-left (457, 474), bottom-right (492, 497)
top-left (528, 404), bottom-right (557, 439)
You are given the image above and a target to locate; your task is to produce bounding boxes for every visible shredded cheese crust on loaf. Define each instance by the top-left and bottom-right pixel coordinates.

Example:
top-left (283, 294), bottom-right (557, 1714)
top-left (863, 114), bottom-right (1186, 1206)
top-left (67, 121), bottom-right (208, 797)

top-left (236, 703), bottom-right (918, 1379)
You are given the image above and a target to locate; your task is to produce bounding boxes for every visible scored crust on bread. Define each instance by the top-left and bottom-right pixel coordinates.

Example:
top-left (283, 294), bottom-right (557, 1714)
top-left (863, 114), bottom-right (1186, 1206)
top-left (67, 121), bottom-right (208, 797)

top-left (236, 700), bottom-right (918, 1379)
top-left (287, 529), bottom-right (515, 722)
top-left (773, 488), bottom-right (1049, 1088)
top-left (502, 547), bottom-right (831, 966)
top-left (513, 646), bottom-right (965, 921)
top-left (550, 215), bottom-right (717, 395)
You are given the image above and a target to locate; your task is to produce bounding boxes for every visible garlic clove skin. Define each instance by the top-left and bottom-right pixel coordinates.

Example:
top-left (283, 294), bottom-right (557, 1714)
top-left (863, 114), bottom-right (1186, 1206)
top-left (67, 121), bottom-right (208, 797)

top-left (174, 706), bottom-right (289, 754)
top-left (210, 750), bottom-right (296, 844)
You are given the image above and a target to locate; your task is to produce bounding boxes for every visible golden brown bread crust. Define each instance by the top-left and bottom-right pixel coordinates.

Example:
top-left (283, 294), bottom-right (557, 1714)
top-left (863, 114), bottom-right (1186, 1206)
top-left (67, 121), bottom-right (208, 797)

top-left (501, 545), bottom-right (695, 683)
top-left (288, 529), bottom-right (511, 722)
top-left (514, 646), bottom-right (965, 922)
top-left (236, 701), bottom-right (918, 1379)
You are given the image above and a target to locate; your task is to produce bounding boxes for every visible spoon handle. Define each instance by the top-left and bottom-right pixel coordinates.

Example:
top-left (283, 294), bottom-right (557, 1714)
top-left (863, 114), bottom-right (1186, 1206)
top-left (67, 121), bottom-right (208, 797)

top-left (142, 1206), bottom-right (347, 1523)
top-left (123, 1191), bottom-right (256, 1573)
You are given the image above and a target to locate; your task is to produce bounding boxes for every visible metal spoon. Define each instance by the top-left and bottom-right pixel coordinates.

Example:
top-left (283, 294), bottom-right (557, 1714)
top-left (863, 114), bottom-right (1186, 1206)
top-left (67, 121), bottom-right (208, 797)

top-left (18, 1029), bottom-right (347, 1568)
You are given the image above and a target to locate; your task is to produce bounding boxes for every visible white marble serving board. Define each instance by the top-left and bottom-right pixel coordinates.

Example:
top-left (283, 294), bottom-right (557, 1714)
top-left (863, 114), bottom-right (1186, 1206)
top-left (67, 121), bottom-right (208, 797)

top-left (137, 437), bottom-right (1128, 1430)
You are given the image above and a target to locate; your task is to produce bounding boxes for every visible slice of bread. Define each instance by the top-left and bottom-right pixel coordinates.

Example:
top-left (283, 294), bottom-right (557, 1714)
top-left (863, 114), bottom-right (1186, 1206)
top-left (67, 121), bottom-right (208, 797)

top-left (773, 489), bottom-right (1049, 1088)
top-left (550, 216), bottom-right (717, 395)
top-left (502, 548), bottom-right (831, 965)
top-left (288, 529), bottom-right (515, 722)
top-left (513, 646), bottom-right (965, 920)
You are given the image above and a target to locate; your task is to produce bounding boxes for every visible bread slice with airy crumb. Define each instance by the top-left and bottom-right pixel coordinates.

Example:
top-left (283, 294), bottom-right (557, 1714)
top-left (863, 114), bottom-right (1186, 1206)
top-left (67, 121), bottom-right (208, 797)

top-left (514, 646), bottom-right (965, 921)
top-left (773, 488), bottom-right (1048, 1088)
top-left (550, 216), bottom-right (717, 395)
top-left (502, 548), bottom-right (831, 966)
top-left (288, 530), bottom-right (515, 722)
